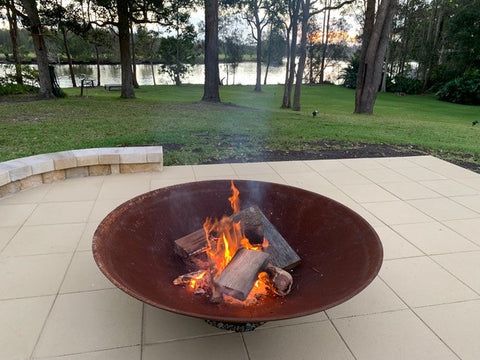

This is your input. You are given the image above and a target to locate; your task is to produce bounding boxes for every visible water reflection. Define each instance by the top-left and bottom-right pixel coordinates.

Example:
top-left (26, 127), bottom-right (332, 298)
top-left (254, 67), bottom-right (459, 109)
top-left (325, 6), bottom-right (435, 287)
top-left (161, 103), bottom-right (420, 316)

top-left (1, 62), bottom-right (345, 88)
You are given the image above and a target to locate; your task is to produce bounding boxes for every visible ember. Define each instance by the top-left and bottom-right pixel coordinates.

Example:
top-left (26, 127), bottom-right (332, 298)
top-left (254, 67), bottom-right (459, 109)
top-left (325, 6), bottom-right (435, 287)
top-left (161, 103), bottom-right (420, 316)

top-left (173, 181), bottom-right (300, 304)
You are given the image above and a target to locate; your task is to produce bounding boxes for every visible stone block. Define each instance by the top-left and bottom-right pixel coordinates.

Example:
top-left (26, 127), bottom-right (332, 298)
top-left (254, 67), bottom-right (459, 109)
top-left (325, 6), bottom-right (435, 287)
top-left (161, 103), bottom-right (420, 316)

top-left (42, 170), bottom-right (66, 183)
top-left (49, 151), bottom-right (76, 170)
top-left (0, 181), bottom-right (21, 198)
top-left (146, 146), bottom-right (163, 163)
top-left (20, 174), bottom-right (43, 190)
top-left (0, 166), bottom-right (10, 187)
top-left (98, 148), bottom-right (120, 165)
top-left (66, 167), bottom-right (89, 179)
top-left (88, 165), bottom-right (112, 176)
top-left (120, 163), bottom-right (162, 173)
top-left (110, 164), bottom-right (120, 174)
top-left (2, 159), bottom-right (32, 181)
top-left (119, 147), bottom-right (147, 164)
top-left (25, 155), bottom-right (55, 175)
top-left (72, 149), bottom-right (100, 167)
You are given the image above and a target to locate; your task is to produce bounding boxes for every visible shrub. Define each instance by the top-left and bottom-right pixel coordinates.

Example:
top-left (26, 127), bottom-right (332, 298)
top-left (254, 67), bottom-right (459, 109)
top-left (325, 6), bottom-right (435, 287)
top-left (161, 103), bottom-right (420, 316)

top-left (437, 72), bottom-right (480, 105)
top-left (387, 75), bottom-right (422, 94)
top-left (339, 53), bottom-right (359, 89)
top-left (0, 83), bottom-right (38, 96)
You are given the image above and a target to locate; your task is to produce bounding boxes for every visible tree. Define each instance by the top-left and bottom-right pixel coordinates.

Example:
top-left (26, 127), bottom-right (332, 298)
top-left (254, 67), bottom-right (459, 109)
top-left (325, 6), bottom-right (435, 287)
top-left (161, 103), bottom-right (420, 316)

top-left (2, 0), bottom-right (23, 85)
top-left (202, 0), bottom-right (220, 102)
top-left (136, 26), bottom-right (160, 85)
top-left (158, 25), bottom-right (197, 85)
top-left (263, 21), bottom-right (286, 85)
top-left (224, 35), bottom-right (243, 84)
top-left (19, 0), bottom-right (55, 98)
top-left (355, 0), bottom-right (397, 114)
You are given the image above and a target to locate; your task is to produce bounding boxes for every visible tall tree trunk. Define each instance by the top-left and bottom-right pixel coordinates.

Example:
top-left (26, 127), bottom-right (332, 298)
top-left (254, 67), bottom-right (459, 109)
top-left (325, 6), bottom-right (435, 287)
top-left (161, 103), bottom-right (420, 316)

top-left (293, 0), bottom-right (310, 111)
top-left (282, 0), bottom-right (301, 108)
top-left (254, 7), bottom-right (262, 92)
top-left (6, 0), bottom-right (22, 85)
top-left (95, 44), bottom-right (101, 86)
top-left (117, 0), bottom-right (135, 98)
top-left (202, 0), bottom-right (220, 102)
top-left (130, 22), bottom-right (139, 88)
top-left (61, 27), bottom-right (77, 87)
top-left (319, 1), bottom-right (331, 83)
top-left (355, 0), bottom-right (397, 114)
top-left (264, 24), bottom-right (273, 85)
top-left (20, 0), bottom-right (54, 98)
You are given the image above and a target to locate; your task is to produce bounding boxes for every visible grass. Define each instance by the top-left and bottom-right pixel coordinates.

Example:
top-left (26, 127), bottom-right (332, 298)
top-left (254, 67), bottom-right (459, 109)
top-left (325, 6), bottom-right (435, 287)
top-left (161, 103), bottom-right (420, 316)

top-left (0, 84), bottom-right (479, 168)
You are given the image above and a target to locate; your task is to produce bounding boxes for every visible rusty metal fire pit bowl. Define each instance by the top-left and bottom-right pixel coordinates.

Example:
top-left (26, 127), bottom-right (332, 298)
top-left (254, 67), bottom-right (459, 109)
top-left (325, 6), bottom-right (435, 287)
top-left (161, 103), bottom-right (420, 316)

top-left (93, 180), bottom-right (383, 327)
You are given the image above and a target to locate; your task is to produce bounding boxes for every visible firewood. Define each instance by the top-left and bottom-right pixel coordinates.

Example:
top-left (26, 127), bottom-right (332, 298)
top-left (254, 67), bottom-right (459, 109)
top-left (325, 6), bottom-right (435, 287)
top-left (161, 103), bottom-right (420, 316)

top-left (265, 263), bottom-right (293, 296)
top-left (231, 206), bottom-right (264, 245)
top-left (214, 248), bottom-right (270, 301)
top-left (172, 270), bottom-right (207, 286)
top-left (174, 229), bottom-right (207, 258)
top-left (173, 205), bottom-right (301, 270)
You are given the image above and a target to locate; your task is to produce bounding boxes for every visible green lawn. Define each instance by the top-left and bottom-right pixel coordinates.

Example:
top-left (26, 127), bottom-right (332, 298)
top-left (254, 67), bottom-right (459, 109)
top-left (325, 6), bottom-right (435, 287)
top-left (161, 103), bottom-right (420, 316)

top-left (0, 84), bottom-right (479, 167)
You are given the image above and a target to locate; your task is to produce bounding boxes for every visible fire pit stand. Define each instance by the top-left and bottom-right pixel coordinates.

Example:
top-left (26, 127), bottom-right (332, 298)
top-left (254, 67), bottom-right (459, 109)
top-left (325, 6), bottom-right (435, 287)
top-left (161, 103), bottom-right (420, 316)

top-left (93, 180), bottom-right (383, 329)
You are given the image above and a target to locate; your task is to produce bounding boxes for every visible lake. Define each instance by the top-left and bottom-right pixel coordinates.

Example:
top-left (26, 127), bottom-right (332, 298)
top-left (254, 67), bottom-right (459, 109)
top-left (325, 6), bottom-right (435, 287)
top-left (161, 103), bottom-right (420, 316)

top-left (0, 61), bottom-right (345, 88)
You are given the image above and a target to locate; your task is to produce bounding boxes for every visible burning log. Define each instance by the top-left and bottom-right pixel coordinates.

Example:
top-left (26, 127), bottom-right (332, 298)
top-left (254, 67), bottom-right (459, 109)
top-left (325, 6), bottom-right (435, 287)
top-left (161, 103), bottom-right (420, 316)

top-left (214, 248), bottom-right (270, 301)
top-left (172, 270), bottom-right (207, 286)
top-left (173, 205), bottom-right (301, 270)
top-left (265, 264), bottom-right (293, 296)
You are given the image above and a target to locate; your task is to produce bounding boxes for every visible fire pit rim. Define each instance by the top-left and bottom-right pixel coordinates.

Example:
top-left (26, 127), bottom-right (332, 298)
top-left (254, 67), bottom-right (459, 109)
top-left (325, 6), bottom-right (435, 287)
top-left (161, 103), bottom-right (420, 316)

top-left (92, 179), bottom-right (383, 323)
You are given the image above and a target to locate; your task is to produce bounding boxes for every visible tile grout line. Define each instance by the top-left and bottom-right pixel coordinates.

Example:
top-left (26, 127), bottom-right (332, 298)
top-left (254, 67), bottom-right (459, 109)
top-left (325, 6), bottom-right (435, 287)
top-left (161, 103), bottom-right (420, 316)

top-left (324, 311), bottom-right (358, 360)
top-left (240, 332), bottom-right (252, 360)
top-left (140, 302), bottom-right (145, 360)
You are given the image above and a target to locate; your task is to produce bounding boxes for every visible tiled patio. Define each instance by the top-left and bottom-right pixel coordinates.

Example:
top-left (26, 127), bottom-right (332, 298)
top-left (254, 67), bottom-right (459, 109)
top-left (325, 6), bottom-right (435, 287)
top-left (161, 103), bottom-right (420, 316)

top-left (1, 155), bottom-right (479, 360)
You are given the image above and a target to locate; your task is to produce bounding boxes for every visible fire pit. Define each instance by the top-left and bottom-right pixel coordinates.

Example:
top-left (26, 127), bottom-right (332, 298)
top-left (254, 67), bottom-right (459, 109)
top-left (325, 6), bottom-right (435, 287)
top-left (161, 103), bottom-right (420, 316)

top-left (93, 180), bottom-right (383, 327)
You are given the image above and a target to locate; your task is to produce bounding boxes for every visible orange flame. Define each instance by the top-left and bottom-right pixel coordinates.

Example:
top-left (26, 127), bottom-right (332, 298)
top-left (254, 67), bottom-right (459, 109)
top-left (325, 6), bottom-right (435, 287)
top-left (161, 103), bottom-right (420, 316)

top-left (189, 270), bottom-right (207, 289)
top-left (229, 180), bottom-right (240, 214)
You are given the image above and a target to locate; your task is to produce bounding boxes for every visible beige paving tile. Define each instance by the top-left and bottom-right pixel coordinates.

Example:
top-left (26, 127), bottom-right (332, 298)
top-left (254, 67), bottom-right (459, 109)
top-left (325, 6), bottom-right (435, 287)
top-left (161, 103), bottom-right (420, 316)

top-left (0, 183), bottom-right (51, 204)
top-left (340, 183), bottom-right (398, 203)
top-left (231, 162), bottom-right (276, 176)
top-left (192, 163), bottom-right (236, 178)
top-left (259, 311), bottom-right (327, 329)
top-left (77, 221), bottom-right (100, 251)
top-left (280, 171), bottom-right (338, 194)
top-left (409, 197), bottom-right (479, 221)
top-left (394, 166), bottom-right (446, 181)
top-left (415, 300), bottom-right (480, 360)
top-left (374, 226), bottom-right (423, 259)
top-left (326, 278), bottom-right (407, 319)
top-left (244, 321), bottom-right (354, 360)
top-left (432, 251), bottom-right (480, 293)
top-left (419, 179), bottom-right (478, 197)
top-left (0, 253), bottom-right (71, 299)
top-left (2, 223), bottom-right (85, 256)
top-left (358, 167), bottom-right (411, 183)
top-left (25, 201), bottom-right (94, 226)
top-left (0, 203), bottom-right (37, 227)
top-left (97, 177), bottom-right (151, 200)
top-left (194, 174), bottom-right (240, 181)
top-left (344, 202), bottom-right (386, 228)
top-left (305, 159), bottom-right (350, 172)
top-left (233, 172), bottom-right (287, 184)
top-left (88, 198), bottom-right (130, 222)
top-left (379, 181), bottom-right (442, 200)
top-left (380, 257), bottom-right (478, 307)
top-left (319, 169), bottom-right (373, 186)
top-left (333, 310), bottom-right (458, 360)
top-left (151, 165), bottom-right (195, 179)
top-left (451, 194), bottom-right (480, 213)
top-left (43, 181), bottom-right (103, 202)
top-left (457, 177), bottom-right (480, 192)
top-left (36, 346), bottom-right (141, 360)
top-left (34, 289), bottom-right (142, 358)
top-left (392, 222), bottom-right (479, 255)
top-left (362, 201), bottom-right (433, 225)
top-left (0, 295), bottom-right (54, 360)
top-left (444, 218), bottom-right (480, 246)
top-left (267, 160), bottom-right (313, 174)
top-left (143, 333), bottom-right (247, 360)
top-left (340, 158), bottom-right (385, 171)
top-left (143, 305), bottom-right (226, 344)
top-left (376, 157), bottom-right (420, 169)
top-left (0, 226), bottom-right (19, 252)
top-left (60, 251), bottom-right (115, 294)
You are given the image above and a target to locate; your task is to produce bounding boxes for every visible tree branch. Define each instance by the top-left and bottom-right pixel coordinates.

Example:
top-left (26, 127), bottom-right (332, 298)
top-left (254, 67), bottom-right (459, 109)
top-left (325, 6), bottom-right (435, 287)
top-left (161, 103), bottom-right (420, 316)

top-left (310, 0), bottom-right (356, 16)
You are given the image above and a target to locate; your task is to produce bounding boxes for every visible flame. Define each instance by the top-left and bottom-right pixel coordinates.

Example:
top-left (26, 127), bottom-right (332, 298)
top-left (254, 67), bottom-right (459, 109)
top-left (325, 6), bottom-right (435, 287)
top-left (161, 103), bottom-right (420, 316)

top-left (228, 180), bottom-right (240, 214)
top-left (189, 270), bottom-right (207, 289)
top-left (192, 181), bottom-right (271, 303)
